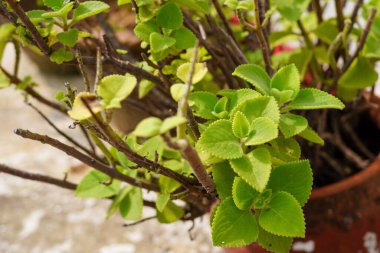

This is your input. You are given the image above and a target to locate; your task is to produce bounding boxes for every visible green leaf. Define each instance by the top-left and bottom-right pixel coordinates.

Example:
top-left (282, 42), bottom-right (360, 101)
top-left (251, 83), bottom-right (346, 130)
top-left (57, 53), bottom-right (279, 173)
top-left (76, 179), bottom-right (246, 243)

top-left (279, 113), bottom-right (308, 138)
top-left (172, 0), bottom-right (209, 13)
top-left (156, 3), bottom-right (183, 30)
top-left (50, 48), bottom-right (74, 64)
top-left (212, 197), bottom-right (259, 247)
top-left (68, 92), bottom-right (103, 121)
top-left (0, 69), bottom-right (10, 89)
top-left (120, 187), bottom-right (143, 221)
top-left (44, 0), bottom-right (65, 10)
top-left (246, 117), bottom-right (278, 146)
top-left (285, 88), bottom-right (345, 111)
top-left (150, 32), bottom-right (176, 52)
top-left (232, 177), bottom-right (259, 210)
top-left (160, 116), bottom-right (187, 134)
top-left (118, 0), bottom-right (131, 5)
top-left (213, 96), bottom-right (229, 118)
top-left (257, 226), bottom-right (293, 253)
top-left (288, 49), bottom-right (313, 79)
top-left (272, 0), bottom-right (311, 21)
top-left (233, 64), bottom-right (271, 94)
top-left (270, 64), bottom-right (300, 100)
top-left (232, 111), bottom-right (250, 138)
top-left (0, 24), bottom-right (16, 60)
top-left (198, 120), bottom-right (244, 159)
top-left (97, 74), bottom-right (137, 109)
top-left (173, 27), bottom-right (196, 49)
top-left (298, 126), bottom-right (324, 145)
top-left (73, 1), bottom-right (110, 23)
top-left (138, 80), bottom-right (154, 98)
top-left (107, 186), bottom-right (132, 219)
top-left (170, 83), bottom-right (187, 102)
top-left (338, 57), bottom-right (378, 89)
top-left (157, 201), bottom-right (185, 223)
top-left (134, 20), bottom-right (159, 42)
top-left (177, 62), bottom-right (208, 84)
top-left (313, 19), bottom-right (339, 44)
top-left (189, 92), bottom-right (218, 119)
top-left (230, 147), bottom-right (272, 192)
top-left (75, 170), bottom-right (119, 198)
top-left (259, 191), bottom-right (305, 237)
top-left (268, 137), bottom-right (301, 166)
top-left (159, 175), bottom-right (181, 194)
top-left (138, 136), bottom-right (165, 160)
top-left (133, 117), bottom-right (162, 138)
top-left (56, 28), bottom-right (79, 47)
top-left (212, 162), bottom-right (236, 200)
top-left (229, 88), bottom-right (261, 110)
top-left (156, 193), bottom-right (170, 212)
top-left (42, 2), bottom-right (74, 18)
top-left (231, 96), bottom-right (280, 125)
top-left (267, 160), bottom-right (313, 206)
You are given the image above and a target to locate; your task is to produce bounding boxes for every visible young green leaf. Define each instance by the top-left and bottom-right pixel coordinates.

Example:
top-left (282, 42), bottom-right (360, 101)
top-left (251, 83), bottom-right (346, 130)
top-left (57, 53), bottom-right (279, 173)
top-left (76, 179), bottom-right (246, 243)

top-left (232, 177), bottom-right (259, 210)
top-left (285, 88), bottom-right (345, 111)
top-left (298, 126), bottom-right (324, 145)
top-left (173, 27), bottom-right (196, 49)
top-left (0, 24), bottom-right (15, 60)
top-left (198, 120), bottom-right (244, 159)
top-left (120, 187), bottom-right (143, 221)
top-left (257, 225), bottom-right (293, 253)
top-left (272, 0), bottom-right (310, 21)
top-left (75, 170), bottom-right (119, 198)
top-left (156, 193), bottom-right (170, 212)
top-left (212, 162), bottom-right (236, 200)
top-left (233, 64), bottom-right (271, 94)
top-left (232, 111), bottom-right (250, 138)
top-left (138, 136), bottom-right (165, 160)
top-left (97, 74), bottom-right (137, 109)
top-left (73, 1), bottom-right (110, 23)
top-left (230, 147), bottom-right (272, 192)
top-left (138, 80), bottom-right (155, 98)
top-left (338, 57), bottom-right (378, 89)
top-left (259, 191), bottom-right (305, 237)
top-left (212, 197), bottom-right (259, 247)
top-left (150, 32), bottom-right (176, 52)
top-left (159, 175), bottom-right (181, 194)
top-left (177, 62), bottom-right (208, 84)
top-left (156, 3), bottom-right (183, 30)
top-left (0, 69), bottom-right (10, 89)
top-left (246, 117), bottom-right (278, 146)
top-left (268, 137), bottom-right (301, 166)
top-left (107, 186), bottom-right (132, 219)
top-left (267, 160), bottom-right (313, 206)
top-left (67, 92), bottom-right (103, 121)
top-left (133, 117), bottom-right (162, 138)
top-left (160, 116), bottom-right (187, 134)
top-left (270, 64), bottom-right (300, 100)
top-left (56, 28), bottom-right (79, 47)
top-left (188, 91), bottom-right (218, 119)
top-left (279, 113), bottom-right (308, 138)
top-left (134, 20), bottom-right (159, 42)
top-left (50, 48), bottom-right (74, 64)
top-left (42, 2), bottom-right (74, 18)
top-left (229, 88), bottom-right (261, 110)
top-left (157, 201), bottom-right (185, 223)
top-left (43, 0), bottom-right (65, 10)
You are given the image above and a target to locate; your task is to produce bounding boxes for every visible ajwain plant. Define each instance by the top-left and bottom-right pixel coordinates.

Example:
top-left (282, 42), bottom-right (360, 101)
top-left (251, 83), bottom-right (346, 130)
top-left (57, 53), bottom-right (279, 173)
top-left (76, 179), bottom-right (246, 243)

top-left (1, 0), bottom-right (374, 252)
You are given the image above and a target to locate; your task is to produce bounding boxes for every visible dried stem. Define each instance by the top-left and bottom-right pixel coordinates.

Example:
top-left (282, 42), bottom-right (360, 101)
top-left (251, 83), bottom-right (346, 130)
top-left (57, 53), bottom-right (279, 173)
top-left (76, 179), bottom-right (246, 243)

top-left (75, 49), bottom-right (91, 92)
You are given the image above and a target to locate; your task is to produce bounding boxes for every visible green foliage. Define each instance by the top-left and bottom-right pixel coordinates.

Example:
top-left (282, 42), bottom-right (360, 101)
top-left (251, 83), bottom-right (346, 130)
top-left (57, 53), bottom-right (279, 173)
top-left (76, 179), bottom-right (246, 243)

top-left (233, 64), bottom-right (271, 94)
top-left (150, 32), bottom-right (176, 53)
top-left (279, 113), bottom-right (308, 138)
top-left (272, 0), bottom-right (311, 21)
top-left (232, 111), bottom-right (250, 138)
top-left (212, 162), bottom-right (236, 200)
top-left (246, 117), bottom-right (278, 146)
top-left (338, 57), bottom-right (378, 89)
top-left (157, 201), bottom-right (185, 223)
top-left (257, 226), bottom-right (293, 253)
top-left (56, 29), bottom-right (79, 47)
top-left (120, 187), bottom-right (143, 220)
top-left (0, 69), bottom-right (10, 89)
top-left (50, 48), bottom-right (74, 64)
top-left (133, 117), bottom-right (162, 137)
top-left (177, 63), bottom-right (208, 84)
top-left (72, 1), bottom-right (110, 23)
top-left (156, 3), bottom-right (183, 30)
top-left (76, 170), bottom-right (119, 198)
top-left (232, 177), bottom-right (259, 210)
top-left (68, 92), bottom-right (103, 121)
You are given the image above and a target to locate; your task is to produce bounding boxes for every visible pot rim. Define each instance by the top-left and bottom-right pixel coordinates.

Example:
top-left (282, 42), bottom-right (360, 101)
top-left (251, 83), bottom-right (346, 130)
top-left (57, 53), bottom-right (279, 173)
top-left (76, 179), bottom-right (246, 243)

top-left (310, 155), bottom-right (380, 200)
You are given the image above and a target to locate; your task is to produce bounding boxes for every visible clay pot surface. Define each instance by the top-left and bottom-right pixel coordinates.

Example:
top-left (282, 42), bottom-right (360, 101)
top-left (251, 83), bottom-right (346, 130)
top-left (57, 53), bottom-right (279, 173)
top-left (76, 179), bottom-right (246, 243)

top-left (226, 156), bottom-right (380, 253)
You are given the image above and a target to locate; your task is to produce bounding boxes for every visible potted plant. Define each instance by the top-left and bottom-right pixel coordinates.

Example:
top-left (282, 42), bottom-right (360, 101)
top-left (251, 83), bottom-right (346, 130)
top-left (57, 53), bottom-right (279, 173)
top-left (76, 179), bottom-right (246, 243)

top-left (0, 0), bottom-right (379, 253)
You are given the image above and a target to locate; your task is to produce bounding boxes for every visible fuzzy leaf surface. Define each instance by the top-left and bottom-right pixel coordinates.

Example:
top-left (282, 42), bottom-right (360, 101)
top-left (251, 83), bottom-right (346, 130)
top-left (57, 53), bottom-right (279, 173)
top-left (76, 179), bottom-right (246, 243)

top-left (73, 1), bottom-right (110, 22)
top-left (232, 177), bottom-right (259, 210)
top-left (233, 64), bottom-right (271, 94)
top-left (212, 162), bottom-right (236, 200)
top-left (189, 92), bottom-right (218, 119)
top-left (156, 3), bottom-right (183, 29)
top-left (133, 117), bottom-right (162, 137)
top-left (298, 127), bottom-right (324, 145)
top-left (232, 111), bottom-right (250, 138)
top-left (270, 64), bottom-right (300, 99)
top-left (246, 117), bottom-right (278, 146)
top-left (257, 225), bottom-right (293, 253)
top-left (279, 113), bottom-right (308, 138)
top-left (76, 170), bottom-right (119, 198)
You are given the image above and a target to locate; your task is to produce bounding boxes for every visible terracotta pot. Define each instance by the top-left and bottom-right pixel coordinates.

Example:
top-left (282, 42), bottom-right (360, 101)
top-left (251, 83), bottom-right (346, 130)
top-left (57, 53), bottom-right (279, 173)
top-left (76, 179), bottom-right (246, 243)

top-left (225, 156), bottom-right (380, 253)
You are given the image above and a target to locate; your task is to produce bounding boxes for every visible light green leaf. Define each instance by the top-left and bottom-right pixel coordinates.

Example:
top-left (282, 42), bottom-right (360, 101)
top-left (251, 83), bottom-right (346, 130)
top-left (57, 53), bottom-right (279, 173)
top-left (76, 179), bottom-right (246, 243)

top-left (259, 191), bottom-right (305, 237)
top-left (285, 88), bottom-right (345, 111)
top-left (313, 19), bottom-right (339, 44)
top-left (159, 175), bottom-right (181, 194)
top-left (133, 117), bottom-right (162, 138)
top-left (42, 2), bottom-right (74, 18)
top-left (257, 226), bottom-right (293, 253)
top-left (267, 160), bottom-right (313, 206)
top-left (156, 193), bottom-right (170, 212)
top-left (198, 120), bottom-right (244, 159)
top-left (73, 1), bottom-right (110, 23)
top-left (44, 0), bottom-right (65, 10)
top-left (212, 197), bottom-right (259, 247)
top-left (118, 0), bottom-right (131, 5)
top-left (268, 137), bottom-right (301, 166)
top-left (189, 92), bottom-right (218, 119)
top-left (150, 32), bottom-right (176, 52)
top-left (97, 74), bottom-right (137, 109)
top-left (272, 0), bottom-right (311, 21)
top-left (138, 80), bottom-right (155, 98)
top-left (173, 27), bottom-right (196, 49)
top-left (338, 57), bottom-right (378, 89)
top-left (232, 111), bottom-right (250, 138)
top-left (270, 64), bottom-right (300, 100)
top-left (68, 92), bottom-right (103, 121)
top-left (120, 187), bottom-right (143, 221)
top-left (156, 3), bottom-right (183, 30)
top-left (107, 186), bottom-right (132, 219)
top-left (160, 116), bottom-right (187, 134)
top-left (170, 83), bottom-right (187, 102)
top-left (75, 170), bottom-right (119, 198)
top-left (212, 162), bottom-right (236, 200)
top-left (0, 69), bottom-right (10, 89)
top-left (298, 126), bottom-right (324, 145)
top-left (134, 20), bottom-right (159, 42)
top-left (157, 201), bottom-right (185, 223)
top-left (233, 64), bottom-right (271, 94)
top-left (0, 24), bottom-right (16, 60)
top-left (56, 28), bottom-right (79, 47)
top-left (229, 88), bottom-right (261, 110)
top-left (172, 0), bottom-right (209, 13)
top-left (230, 148), bottom-right (272, 192)
top-left (177, 62), bottom-right (208, 84)
top-left (137, 136), bottom-right (165, 160)
top-left (246, 117), bottom-right (278, 146)
top-left (232, 177), bottom-right (259, 210)
top-left (50, 48), bottom-right (74, 64)
top-left (231, 96), bottom-right (280, 125)
top-left (279, 113), bottom-right (308, 138)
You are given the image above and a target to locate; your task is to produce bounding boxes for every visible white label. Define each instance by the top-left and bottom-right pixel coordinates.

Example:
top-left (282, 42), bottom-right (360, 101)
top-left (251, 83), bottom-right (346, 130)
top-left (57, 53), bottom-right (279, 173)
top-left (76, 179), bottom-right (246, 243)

top-left (364, 232), bottom-right (379, 253)
top-left (292, 241), bottom-right (315, 252)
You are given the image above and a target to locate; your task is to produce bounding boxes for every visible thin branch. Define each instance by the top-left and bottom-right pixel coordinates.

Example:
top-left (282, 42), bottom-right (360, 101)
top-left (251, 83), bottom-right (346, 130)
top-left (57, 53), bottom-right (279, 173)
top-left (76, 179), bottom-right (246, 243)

top-left (334, 0), bottom-right (345, 32)
top-left (0, 2), bottom-right (17, 26)
top-left (94, 47), bottom-right (103, 91)
top-left (0, 163), bottom-right (76, 190)
top-left (211, 0), bottom-right (236, 43)
top-left (313, 0), bottom-right (323, 24)
top-left (75, 49), bottom-right (91, 92)
top-left (123, 216), bottom-right (156, 227)
top-left (347, 0), bottom-right (364, 34)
